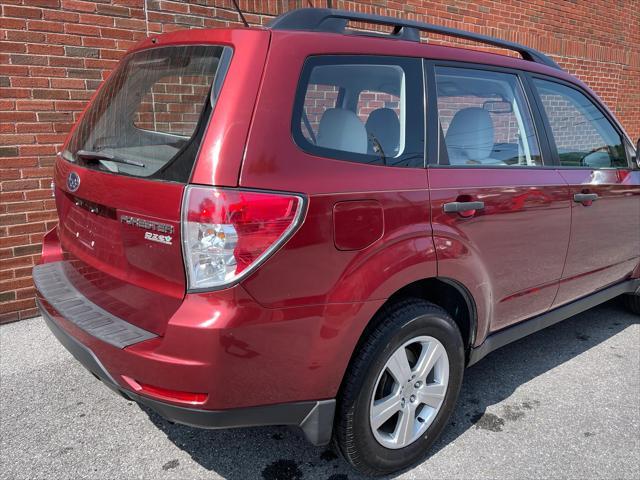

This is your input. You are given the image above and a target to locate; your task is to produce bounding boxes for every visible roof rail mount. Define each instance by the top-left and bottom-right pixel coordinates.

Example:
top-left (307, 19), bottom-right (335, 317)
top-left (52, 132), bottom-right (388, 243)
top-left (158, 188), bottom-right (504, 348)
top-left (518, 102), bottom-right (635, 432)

top-left (268, 8), bottom-right (561, 71)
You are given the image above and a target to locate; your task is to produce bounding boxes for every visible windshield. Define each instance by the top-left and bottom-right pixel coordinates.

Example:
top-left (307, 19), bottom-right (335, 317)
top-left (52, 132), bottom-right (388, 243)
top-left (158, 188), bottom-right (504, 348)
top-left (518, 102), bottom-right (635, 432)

top-left (63, 45), bottom-right (231, 181)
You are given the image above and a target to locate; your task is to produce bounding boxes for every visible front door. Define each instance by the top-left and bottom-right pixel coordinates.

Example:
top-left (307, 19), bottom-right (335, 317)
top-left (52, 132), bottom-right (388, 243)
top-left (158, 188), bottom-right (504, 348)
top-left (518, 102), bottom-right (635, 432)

top-left (531, 78), bottom-right (640, 306)
top-left (427, 65), bottom-right (571, 335)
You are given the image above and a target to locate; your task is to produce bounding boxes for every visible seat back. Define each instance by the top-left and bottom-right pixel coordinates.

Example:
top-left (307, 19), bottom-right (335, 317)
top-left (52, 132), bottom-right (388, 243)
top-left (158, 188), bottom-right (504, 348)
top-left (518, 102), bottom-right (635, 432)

top-left (365, 108), bottom-right (400, 156)
top-left (445, 107), bottom-right (495, 164)
top-left (317, 108), bottom-right (368, 154)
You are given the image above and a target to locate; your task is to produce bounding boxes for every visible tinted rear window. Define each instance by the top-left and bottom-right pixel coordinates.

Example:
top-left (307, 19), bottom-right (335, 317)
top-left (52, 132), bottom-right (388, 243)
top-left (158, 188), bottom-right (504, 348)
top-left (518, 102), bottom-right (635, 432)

top-left (63, 45), bottom-right (232, 182)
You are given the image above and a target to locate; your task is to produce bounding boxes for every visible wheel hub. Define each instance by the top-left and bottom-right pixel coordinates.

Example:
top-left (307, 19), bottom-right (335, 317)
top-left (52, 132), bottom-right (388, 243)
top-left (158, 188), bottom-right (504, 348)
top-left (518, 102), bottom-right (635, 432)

top-left (369, 335), bottom-right (450, 449)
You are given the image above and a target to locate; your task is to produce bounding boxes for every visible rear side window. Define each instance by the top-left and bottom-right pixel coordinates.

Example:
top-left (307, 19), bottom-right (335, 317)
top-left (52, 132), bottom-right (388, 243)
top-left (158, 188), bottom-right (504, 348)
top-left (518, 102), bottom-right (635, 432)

top-left (64, 45), bottom-right (232, 182)
top-left (533, 79), bottom-right (627, 168)
top-left (435, 67), bottom-right (542, 167)
top-left (292, 56), bottom-right (424, 168)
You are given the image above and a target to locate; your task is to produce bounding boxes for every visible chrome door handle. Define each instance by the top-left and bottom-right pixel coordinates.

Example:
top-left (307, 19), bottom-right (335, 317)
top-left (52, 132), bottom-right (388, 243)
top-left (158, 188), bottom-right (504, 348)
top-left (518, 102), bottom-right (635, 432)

top-left (573, 193), bottom-right (598, 203)
top-left (443, 201), bottom-right (485, 213)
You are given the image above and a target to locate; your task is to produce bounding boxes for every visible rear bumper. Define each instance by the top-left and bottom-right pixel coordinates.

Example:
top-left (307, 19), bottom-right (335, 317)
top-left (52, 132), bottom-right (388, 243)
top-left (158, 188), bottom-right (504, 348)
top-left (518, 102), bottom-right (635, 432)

top-left (38, 297), bottom-right (335, 445)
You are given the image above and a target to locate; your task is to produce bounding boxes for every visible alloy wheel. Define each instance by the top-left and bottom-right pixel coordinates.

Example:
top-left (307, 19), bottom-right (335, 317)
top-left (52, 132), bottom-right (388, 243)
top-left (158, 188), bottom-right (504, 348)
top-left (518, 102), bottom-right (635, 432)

top-left (369, 335), bottom-right (449, 449)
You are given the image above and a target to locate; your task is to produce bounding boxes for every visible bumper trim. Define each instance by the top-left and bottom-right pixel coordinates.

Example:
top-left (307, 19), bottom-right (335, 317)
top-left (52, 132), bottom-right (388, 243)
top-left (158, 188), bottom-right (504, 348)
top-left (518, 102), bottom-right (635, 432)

top-left (33, 262), bottom-right (157, 349)
top-left (38, 298), bottom-right (335, 445)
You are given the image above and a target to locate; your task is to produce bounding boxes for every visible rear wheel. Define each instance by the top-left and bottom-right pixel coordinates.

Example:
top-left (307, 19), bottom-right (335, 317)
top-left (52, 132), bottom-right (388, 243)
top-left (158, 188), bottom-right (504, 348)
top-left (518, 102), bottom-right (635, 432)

top-left (623, 293), bottom-right (640, 315)
top-left (334, 299), bottom-right (464, 476)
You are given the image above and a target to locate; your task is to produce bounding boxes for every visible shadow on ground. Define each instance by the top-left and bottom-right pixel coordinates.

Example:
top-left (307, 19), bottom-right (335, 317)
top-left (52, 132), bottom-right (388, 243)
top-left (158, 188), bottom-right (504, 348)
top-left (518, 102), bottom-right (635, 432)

top-left (141, 299), bottom-right (638, 480)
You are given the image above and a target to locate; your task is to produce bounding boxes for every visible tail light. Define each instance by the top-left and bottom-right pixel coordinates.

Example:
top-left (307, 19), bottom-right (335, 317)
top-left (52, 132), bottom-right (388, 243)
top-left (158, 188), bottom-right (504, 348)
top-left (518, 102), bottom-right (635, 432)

top-left (182, 186), bottom-right (305, 290)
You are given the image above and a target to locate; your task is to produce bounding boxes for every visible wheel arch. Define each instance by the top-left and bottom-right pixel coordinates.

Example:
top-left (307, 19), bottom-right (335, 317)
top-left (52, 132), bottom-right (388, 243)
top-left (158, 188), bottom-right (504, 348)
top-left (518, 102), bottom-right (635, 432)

top-left (385, 277), bottom-right (478, 355)
top-left (344, 276), bottom-right (478, 380)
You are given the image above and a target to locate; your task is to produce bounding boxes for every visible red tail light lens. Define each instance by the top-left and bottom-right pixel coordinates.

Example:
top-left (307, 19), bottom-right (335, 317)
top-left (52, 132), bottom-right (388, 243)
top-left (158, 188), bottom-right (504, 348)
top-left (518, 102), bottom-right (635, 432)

top-left (182, 186), bottom-right (305, 290)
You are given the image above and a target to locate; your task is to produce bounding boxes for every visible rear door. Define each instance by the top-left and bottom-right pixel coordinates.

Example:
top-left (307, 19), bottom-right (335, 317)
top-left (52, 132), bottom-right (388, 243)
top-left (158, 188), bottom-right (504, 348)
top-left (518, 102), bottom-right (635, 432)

top-left (53, 43), bottom-right (235, 335)
top-left (426, 64), bottom-right (571, 333)
top-left (530, 77), bottom-right (640, 306)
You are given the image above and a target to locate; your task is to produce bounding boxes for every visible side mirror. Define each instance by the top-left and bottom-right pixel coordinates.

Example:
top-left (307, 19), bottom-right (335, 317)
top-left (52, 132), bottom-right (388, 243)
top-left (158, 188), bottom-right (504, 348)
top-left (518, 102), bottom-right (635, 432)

top-left (636, 137), bottom-right (640, 168)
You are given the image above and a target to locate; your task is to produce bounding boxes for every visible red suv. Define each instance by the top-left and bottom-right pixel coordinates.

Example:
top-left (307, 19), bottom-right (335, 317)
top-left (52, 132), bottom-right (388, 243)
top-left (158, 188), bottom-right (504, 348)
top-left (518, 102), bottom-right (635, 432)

top-left (34, 8), bottom-right (640, 475)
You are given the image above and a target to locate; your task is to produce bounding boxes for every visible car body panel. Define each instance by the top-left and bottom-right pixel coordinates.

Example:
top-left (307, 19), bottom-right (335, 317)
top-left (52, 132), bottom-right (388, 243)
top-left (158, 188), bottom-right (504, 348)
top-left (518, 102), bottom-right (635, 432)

top-left (53, 161), bottom-right (185, 335)
top-left (36, 234), bottom-right (384, 409)
top-left (553, 168), bottom-right (640, 306)
top-left (429, 168), bottom-right (571, 341)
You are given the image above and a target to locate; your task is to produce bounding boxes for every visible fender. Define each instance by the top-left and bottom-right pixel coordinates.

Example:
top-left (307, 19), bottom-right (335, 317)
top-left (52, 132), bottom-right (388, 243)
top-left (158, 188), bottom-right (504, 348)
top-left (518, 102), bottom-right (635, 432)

top-left (432, 231), bottom-right (493, 347)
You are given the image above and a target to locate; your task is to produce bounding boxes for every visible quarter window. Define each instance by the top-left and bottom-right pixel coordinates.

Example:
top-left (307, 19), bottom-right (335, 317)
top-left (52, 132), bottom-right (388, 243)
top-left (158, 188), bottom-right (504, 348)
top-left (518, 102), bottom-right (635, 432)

top-left (292, 56), bottom-right (424, 168)
top-left (435, 67), bottom-right (542, 167)
top-left (533, 79), bottom-right (627, 168)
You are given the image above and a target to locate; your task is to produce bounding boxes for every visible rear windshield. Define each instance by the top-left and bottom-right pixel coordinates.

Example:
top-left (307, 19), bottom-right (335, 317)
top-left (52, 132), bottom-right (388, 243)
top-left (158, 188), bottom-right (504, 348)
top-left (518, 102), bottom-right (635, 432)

top-left (63, 45), bottom-right (232, 182)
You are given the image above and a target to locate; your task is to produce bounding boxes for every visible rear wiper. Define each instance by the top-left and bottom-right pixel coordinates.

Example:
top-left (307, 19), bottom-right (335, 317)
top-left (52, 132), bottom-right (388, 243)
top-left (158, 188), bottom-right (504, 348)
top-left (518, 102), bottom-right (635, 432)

top-left (75, 149), bottom-right (145, 168)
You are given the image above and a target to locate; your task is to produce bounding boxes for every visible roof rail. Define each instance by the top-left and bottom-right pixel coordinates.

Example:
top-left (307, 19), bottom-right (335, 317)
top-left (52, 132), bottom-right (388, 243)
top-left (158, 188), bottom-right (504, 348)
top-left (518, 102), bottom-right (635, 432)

top-left (268, 8), bottom-right (562, 70)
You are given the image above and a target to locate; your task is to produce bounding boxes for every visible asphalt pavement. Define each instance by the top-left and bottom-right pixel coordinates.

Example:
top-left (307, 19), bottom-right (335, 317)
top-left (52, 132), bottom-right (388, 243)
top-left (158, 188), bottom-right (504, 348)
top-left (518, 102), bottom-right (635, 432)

top-left (1, 299), bottom-right (639, 479)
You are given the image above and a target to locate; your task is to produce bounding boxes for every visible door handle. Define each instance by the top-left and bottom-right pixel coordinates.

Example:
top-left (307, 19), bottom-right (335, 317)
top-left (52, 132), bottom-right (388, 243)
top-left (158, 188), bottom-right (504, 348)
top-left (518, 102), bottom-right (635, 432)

top-left (443, 201), bottom-right (485, 214)
top-left (573, 193), bottom-right (598, 203)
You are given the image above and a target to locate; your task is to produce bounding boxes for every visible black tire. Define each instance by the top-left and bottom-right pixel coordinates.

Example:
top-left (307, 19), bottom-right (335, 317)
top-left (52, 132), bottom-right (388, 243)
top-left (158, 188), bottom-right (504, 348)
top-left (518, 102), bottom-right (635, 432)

top-left (333, 298), bottom-right (465, 476)
top-left (623, 294), bottom-right (640, 315)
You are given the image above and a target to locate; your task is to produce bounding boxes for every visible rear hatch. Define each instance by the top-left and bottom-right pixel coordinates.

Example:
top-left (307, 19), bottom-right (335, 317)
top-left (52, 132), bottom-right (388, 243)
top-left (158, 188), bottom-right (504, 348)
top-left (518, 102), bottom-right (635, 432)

top-left (52, 42), bottom-right (235, 336)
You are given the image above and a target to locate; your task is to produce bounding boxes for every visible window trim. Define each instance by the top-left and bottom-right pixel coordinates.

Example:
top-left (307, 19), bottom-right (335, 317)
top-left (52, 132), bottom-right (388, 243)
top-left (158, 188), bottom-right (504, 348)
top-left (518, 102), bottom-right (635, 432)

top-left (525, 73), bottom-right (632, 170)
top-left (290, 54), bottom-right (426, 169)
top-left (424, 59), bottom-right (552, 169)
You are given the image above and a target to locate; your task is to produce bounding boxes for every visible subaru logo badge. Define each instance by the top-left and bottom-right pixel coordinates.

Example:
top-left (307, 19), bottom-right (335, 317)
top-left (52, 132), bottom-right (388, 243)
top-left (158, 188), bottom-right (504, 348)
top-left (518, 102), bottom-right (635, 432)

top-left (67, 171), bottom-right (80, 192)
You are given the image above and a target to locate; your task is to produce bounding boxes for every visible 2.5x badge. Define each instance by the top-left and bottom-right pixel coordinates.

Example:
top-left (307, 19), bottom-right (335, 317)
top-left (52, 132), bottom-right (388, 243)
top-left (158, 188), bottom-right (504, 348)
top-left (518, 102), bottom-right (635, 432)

top-left (144, 232), bottom-right (173, 245)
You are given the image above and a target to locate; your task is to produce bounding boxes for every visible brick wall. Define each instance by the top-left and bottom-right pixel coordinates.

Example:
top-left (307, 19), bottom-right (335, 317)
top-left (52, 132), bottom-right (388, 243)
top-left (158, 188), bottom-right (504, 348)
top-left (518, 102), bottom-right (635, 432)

top-left (1, 0), bottom-right (639, 323)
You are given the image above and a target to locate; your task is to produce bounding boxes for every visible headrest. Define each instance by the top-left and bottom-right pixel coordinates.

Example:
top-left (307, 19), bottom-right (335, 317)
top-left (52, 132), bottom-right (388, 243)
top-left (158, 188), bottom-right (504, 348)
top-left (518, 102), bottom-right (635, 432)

top-left (445, 107), bottom-right (494, 163)
top-left (365, 108), bottom-right (401, 156)
top-left (317, 108), bottom-right (367, 154)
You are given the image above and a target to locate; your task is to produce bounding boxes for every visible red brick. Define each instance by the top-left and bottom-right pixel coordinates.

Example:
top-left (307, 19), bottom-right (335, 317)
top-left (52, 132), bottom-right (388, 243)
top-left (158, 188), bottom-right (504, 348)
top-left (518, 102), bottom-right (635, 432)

top-left (0, 192), bottom-right (24, 203)
top-left (11, 77), bottom-right (50, 88)
top-left (0, 18), bottom-right (27, 30)
top-left (78, 13), bottom-right (116, 27)
top-left (18, 145), bottom-right (57, 156)
top-left (15, 100), bottom-right (54, 111)
top-left (0, 214), bottom-right (27, 226)
top-left (26, 210), bottom-right (58, 223)
top-left (43, 10), bottom-right (80, 23)
top-left (27, 20), bottom-right (65, 33)
top-left (0, 134), bottom-right (34, 146)
top-left (3, 6), bottom-right (43, 19)
top-left (65, 23), bottom-right (101, 37)
top-left (0, 156), bottom-right (37, 168)
top-left (0, 42), bottom-right (27, 53)
top-left (6, 31), bottom-right (47, 43)
top-left (6, 201), bottom-right (43, 213)
top-left (0, 311), bottom-right (20, 324)
top-left (7, 223), bottom-right (46, 236)
top-left (50, 78), bottom-right (85, 89)
top-left (26, 44), bottom-right (66, 56)
top-left (61, 0), bottom-right (96, 13)
top-left (0, 112), bottom-right (38, 122)
top-left (28, 67), bottom-right (67, 78)
top-left (0, 235), bottom-right (29, 248)
top-left (24, 189), bottom-right (55, 201)
top-left (0, 298), bottom-right (35, 315)
top-left (16, 123), bottom-right (53, 133)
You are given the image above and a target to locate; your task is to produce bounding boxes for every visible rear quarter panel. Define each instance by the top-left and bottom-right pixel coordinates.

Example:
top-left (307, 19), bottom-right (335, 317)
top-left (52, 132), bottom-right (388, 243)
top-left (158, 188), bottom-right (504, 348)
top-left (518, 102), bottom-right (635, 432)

top-left (239, 32), bottom-right (436, 311)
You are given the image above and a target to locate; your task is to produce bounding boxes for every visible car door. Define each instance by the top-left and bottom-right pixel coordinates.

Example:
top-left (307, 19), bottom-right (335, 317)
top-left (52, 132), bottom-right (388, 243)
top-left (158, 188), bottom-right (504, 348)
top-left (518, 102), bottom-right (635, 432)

top-left (426, 64), bottom-right (571, 335)
top-left (530, 77), bottom-right (640, 306)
